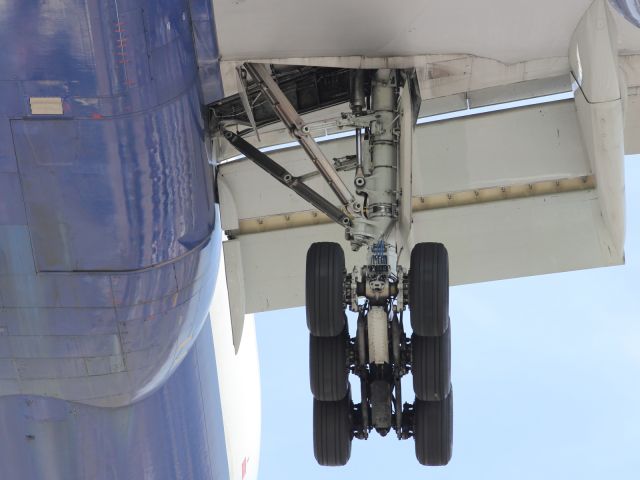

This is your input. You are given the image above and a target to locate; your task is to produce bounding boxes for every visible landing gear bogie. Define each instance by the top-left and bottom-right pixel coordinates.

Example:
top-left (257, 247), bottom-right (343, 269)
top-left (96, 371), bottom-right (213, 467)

top-left (305, 239), bottom-right (453, 466)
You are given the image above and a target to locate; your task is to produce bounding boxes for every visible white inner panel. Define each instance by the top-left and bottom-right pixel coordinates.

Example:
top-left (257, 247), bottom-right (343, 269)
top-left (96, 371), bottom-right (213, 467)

top-left (218, 100), bottom-right (590, 228)
top-left (235, 190), bottom-right (618, 314)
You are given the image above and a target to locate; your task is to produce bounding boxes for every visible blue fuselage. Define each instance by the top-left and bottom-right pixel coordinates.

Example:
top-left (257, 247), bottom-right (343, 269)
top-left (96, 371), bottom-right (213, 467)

top-left (0, 0), bottom-right (228, 477)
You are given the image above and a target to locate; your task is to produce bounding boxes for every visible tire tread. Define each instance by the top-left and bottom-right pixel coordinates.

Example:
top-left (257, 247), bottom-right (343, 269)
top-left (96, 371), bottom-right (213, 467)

top-left (310, 331), bottom-right (349, 401)
top-left (313, 395), bottom-right (352, 466)
top-left (414, 391), bottom-right (453, 466)
top-left (412, 327), bottom-right (451, 401)
top-left (306, 243), bottom-right (346, 337)
top-left (409, 243), bottom-right (449, 336)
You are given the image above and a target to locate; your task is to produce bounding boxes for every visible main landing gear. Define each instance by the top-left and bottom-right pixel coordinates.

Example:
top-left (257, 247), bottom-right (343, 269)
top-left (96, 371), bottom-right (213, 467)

top-left (220, 65), bottom-right (453, 466)
top-left (306, 241), bottom-right (452, 466)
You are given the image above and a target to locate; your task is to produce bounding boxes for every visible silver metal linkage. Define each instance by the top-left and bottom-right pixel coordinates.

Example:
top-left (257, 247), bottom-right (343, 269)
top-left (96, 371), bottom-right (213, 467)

top-left (243, 63), bottom-right (358, 214)
top-left (228, 66), bottom-right (409, 254)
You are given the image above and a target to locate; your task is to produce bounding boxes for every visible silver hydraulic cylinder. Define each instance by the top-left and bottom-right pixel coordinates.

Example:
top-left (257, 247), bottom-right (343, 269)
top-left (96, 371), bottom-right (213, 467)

top-left (350, 69), bottom-right (399, 249)
top-left (367, 306), bottom-right (389, 364)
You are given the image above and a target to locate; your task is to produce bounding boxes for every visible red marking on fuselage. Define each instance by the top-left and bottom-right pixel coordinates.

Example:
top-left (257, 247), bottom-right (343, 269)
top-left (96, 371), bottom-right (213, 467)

top-left (113, 21), bottom-right (133, 89)
top-left (242, 457), bottom-right (249, 479)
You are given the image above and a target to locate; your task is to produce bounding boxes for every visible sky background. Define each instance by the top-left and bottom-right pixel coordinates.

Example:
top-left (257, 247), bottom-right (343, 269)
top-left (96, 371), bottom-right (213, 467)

top-left (255, 156), bottom-right (640, 479)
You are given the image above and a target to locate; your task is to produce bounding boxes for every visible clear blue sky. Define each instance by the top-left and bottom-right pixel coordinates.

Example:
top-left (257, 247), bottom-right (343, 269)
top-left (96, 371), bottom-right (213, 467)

top-left (256, 156), bottom-right (640, 479)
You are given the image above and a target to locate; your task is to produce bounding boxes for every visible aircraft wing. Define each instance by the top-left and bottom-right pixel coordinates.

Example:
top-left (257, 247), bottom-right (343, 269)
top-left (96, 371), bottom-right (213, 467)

top-left (211, 0), bottom-right (640, 322)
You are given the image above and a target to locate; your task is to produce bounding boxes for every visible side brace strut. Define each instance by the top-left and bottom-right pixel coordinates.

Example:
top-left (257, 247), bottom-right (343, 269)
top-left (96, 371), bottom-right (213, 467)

top-left (221, 128), bottom-right (352, 228)
top-left (242, 63), bottom-right (358, 214)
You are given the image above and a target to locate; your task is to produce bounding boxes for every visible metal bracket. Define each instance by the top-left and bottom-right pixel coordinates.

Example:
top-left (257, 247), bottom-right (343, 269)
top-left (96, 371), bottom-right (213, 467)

top-left (336, 112), bottom-right (378, 129)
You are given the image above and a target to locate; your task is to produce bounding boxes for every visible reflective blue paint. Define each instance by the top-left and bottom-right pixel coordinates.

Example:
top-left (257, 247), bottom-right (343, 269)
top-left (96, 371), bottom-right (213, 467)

top-left (0, 0), bottom-right (229, 475)
top-left (2, 0), bottom-right (215, 271)
top-left (0, 0), bottom-right (224, 404)
top-left (610, 0), bottom-right (640, 27)
top-left (0, 320), bottom-right (230, 480)
top-left (0, 119), bottom-right (17, 172)
top-left (188, 0), bottom-right (224, 104)
top-left (13, 75), bottom-right (212, 272)
top-left (0, 216), bottom-right (221, 407)
top-left (0, 174), bottom-right (26, 225)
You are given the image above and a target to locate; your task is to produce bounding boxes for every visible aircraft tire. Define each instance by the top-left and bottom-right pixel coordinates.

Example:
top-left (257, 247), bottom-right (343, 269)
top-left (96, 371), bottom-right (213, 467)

top-left (414, 390), bottom-right (453, 466)
top-left (309, 329), bottom-right (350, 401)
top-left (313, 393), bottom-right (353, 466)
top-left (306, 242), bottom-right (346, 337)
top-left (412, 327), bottom-right (451, 401)
top-left (409, 243), bottom-right (449, 336)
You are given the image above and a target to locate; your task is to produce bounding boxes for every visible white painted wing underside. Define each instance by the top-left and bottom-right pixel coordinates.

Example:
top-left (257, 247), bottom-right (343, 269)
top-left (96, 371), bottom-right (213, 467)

top-left (215, 0), bottom-right (639, 314)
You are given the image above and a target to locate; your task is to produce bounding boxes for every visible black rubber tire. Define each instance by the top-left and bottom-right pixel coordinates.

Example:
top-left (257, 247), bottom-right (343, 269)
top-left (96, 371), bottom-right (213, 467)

top-left (414, 390), bottom-right (453, 466)
top-left (412, 326), bottom-right (451, 401)
top-left (409, 243), bottom-right (449, 336)
top-left (309, 329), bottom-right (350, 401)
top-left (306, 242), bottom-right (346, 337)
top-left (313, 394), bottom-right (353, 466)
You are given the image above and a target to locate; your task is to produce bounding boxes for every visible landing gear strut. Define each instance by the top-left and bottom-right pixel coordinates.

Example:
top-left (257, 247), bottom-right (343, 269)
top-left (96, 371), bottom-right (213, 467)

top-left (221, 65), bottom-right (453, 466)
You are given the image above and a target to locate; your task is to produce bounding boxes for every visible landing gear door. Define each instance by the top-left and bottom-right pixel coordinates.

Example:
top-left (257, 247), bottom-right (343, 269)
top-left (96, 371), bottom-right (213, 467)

top-left (397, 71), bottom-right (421, 266)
